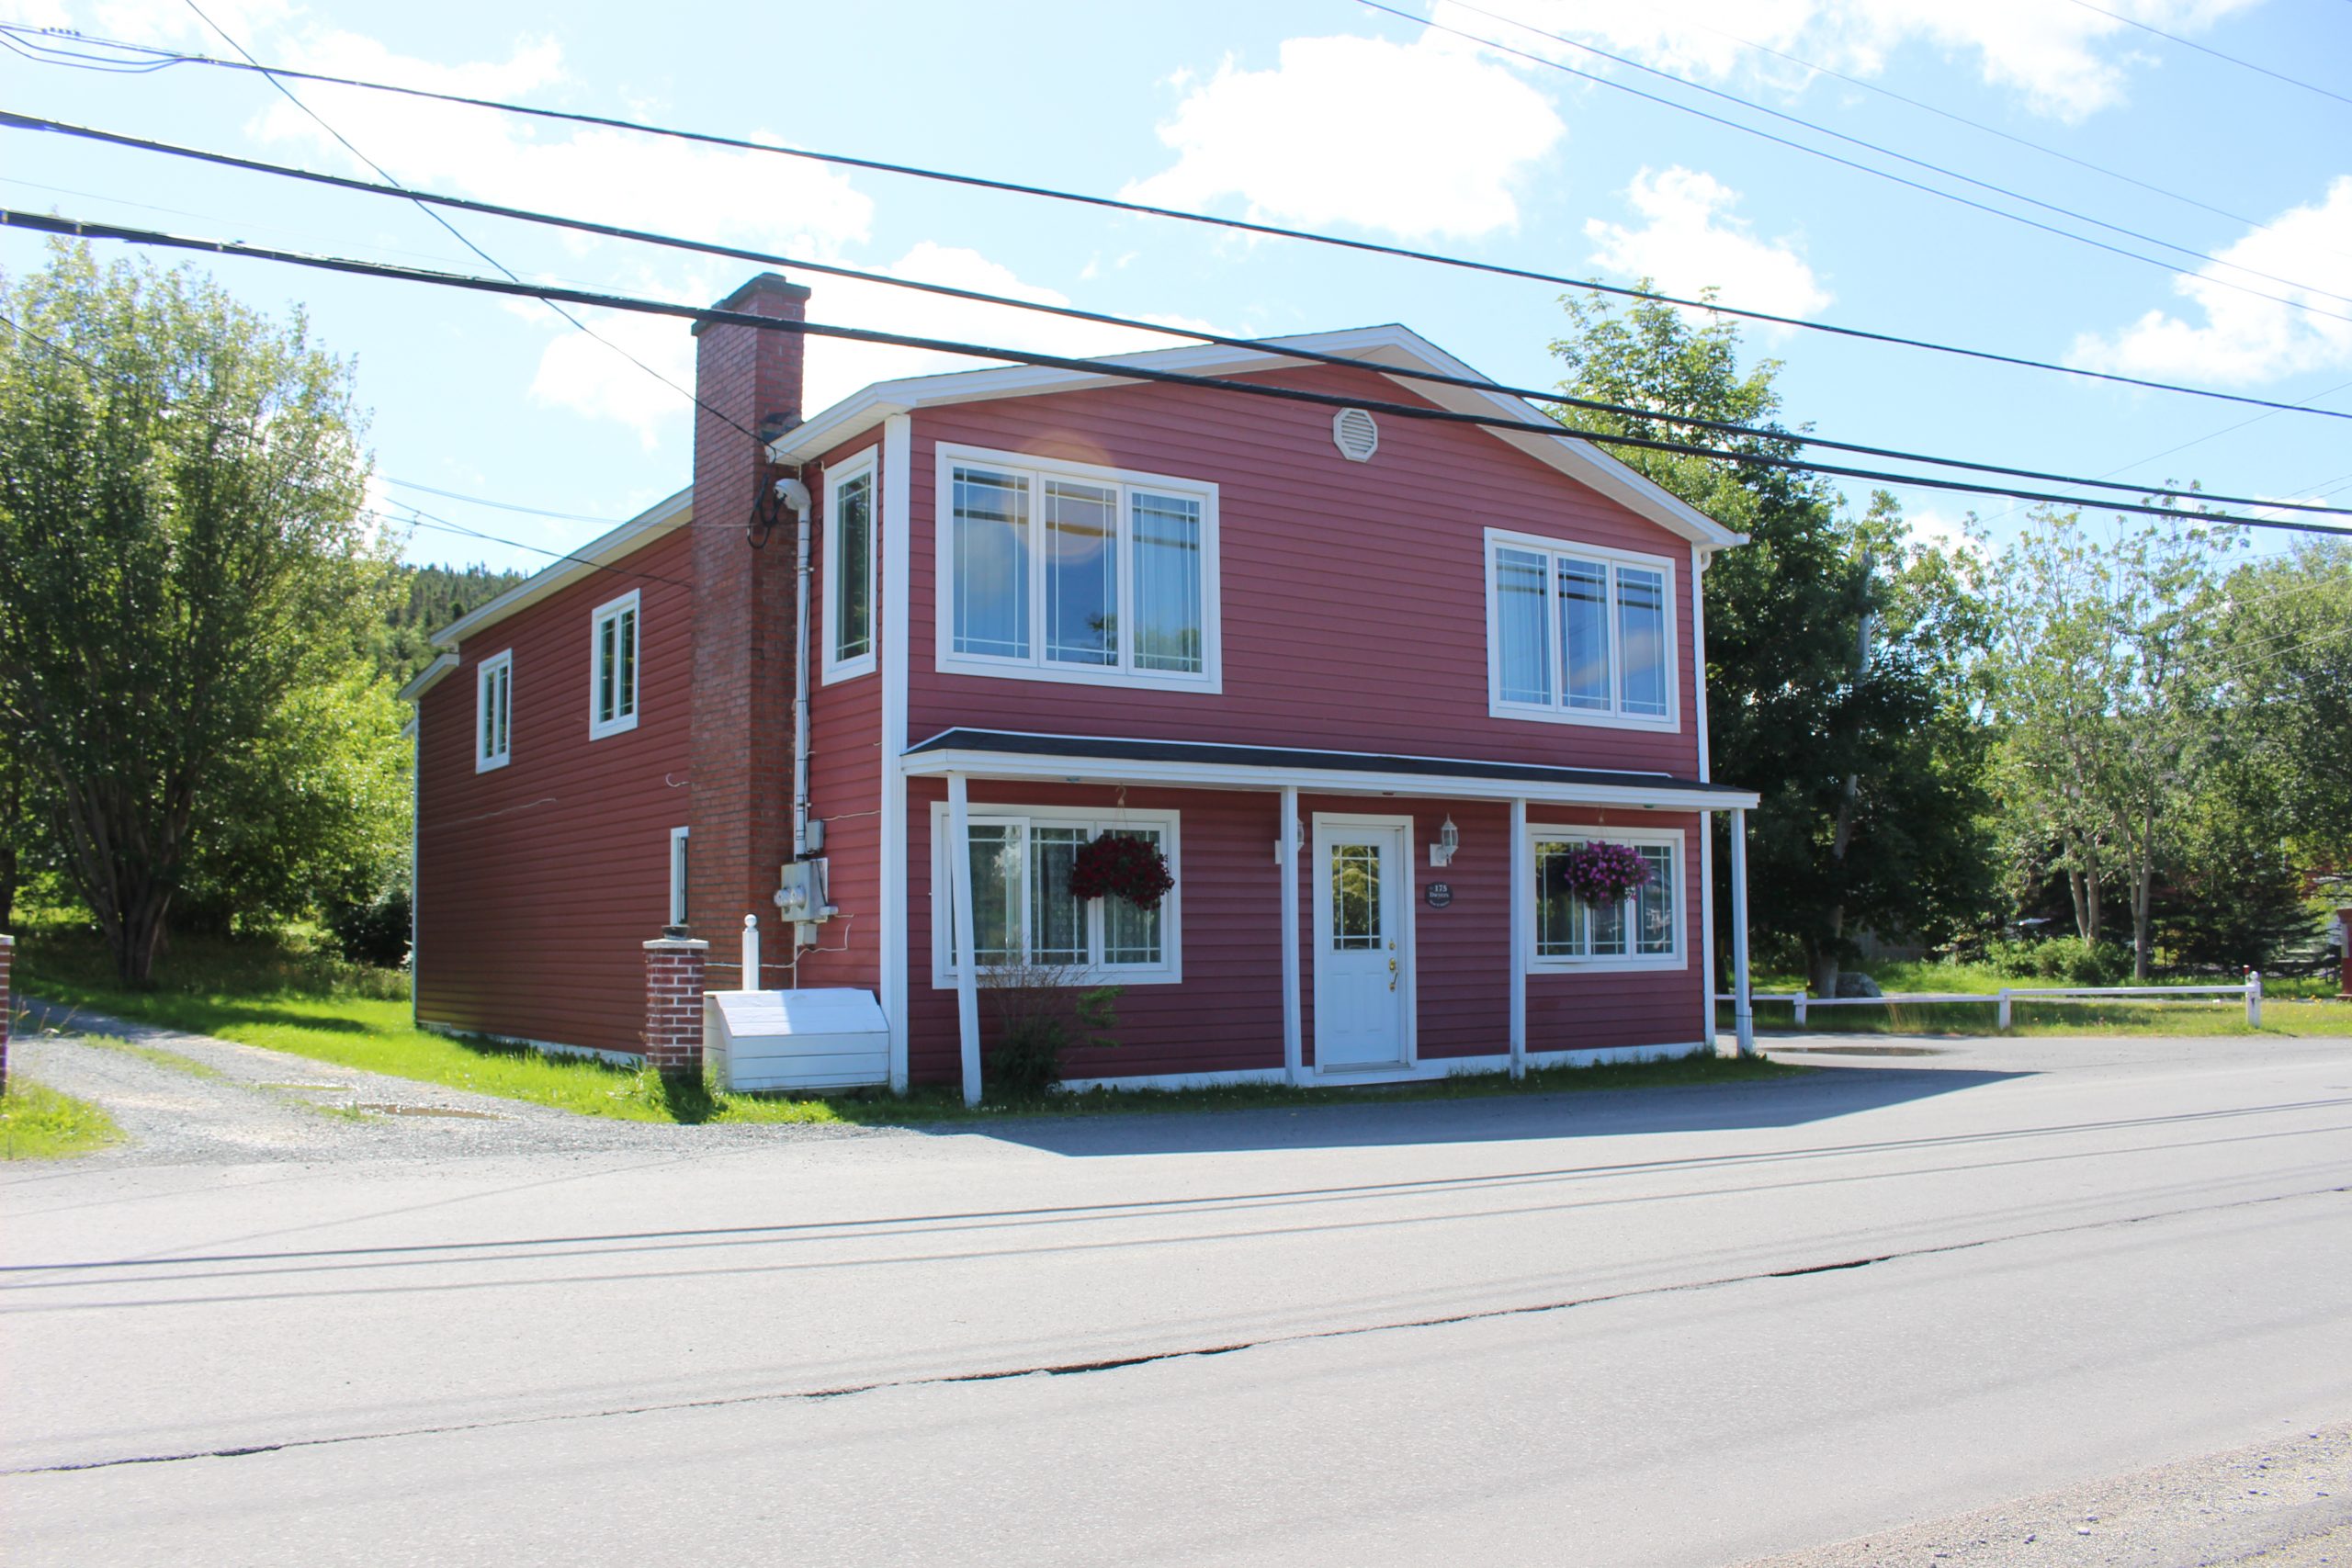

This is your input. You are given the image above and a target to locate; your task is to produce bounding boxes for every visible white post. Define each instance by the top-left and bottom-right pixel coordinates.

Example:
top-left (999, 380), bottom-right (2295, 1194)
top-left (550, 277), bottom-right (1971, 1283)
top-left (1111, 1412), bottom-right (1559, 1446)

top-left (2246, 970), bottom-right (2263, 1029)
top-left (741, 913), bottom-right (760, 991)
top-left (1997, 988), bottom-right (2013, 1031)
top-left (1730, 806), bottom-right (1754, 1055)
top-left (946, 773), bottom-right (983, 1107)
top-left (1793, 988), bottom-right (1807, 1027)
top-left (1279, 785), bottom-right (1304, 1087)
top-left (1509, 796), bottom-right (1528, 1078)
top-left (1699, 810), bottom-right (1717, 1052)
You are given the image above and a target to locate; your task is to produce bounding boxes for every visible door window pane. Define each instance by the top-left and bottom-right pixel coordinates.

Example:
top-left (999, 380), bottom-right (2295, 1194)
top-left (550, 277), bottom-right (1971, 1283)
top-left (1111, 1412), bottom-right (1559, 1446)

top-left (1102, 828), bottom-right (1164, 964)
top-left (1044, 480), bottom-right (1117, 666)
top-left (1029, 826), bottom-right (1089, 964)
top-left (1330, 843), bottom-right (1383, 952)
top-left (1496, 547), bottom-right (1551, 705)
top-left (1560, 558), bottom-right (1612, 712)
top-left (1618, 566), bottom-right (1668, 717)
top-left (834, 472), bottom-right (873, 661)
top-left (1636, 844), bottom-right (1676, 954)
top-left (952, 466), bottom-right (1030, 659)
top-left (1131, 491), bottom-right (1203, 674)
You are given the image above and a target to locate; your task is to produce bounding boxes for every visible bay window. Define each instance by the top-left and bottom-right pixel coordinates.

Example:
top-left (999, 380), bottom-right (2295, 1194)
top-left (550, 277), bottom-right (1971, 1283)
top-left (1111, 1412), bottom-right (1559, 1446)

top-left (932, 804), bottom-right (1182, 984)
top-left (938, 446), bottom-right (1218, 691)
top-left (1527, 828), bottom-right (1683, 968)
top-left (1487, 530), bottom-right (1676, 728)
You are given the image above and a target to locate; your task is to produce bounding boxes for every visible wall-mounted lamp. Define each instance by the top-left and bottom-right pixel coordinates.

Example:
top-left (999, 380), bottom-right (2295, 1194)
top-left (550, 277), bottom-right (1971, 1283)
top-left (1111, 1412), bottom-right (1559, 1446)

top-left (1430, 815), bottom-right (1459, 868)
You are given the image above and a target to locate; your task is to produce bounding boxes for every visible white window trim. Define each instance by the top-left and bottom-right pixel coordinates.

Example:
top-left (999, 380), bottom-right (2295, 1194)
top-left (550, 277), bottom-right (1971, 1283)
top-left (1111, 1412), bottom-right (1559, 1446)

top-left (822, 447), bottom-right (880, 684)
top-left (933, 442), bottom-right (1222, 695)
top-left (668, 826), bottom-right (690, 926)
top-left (474, 649), bottom-right (513, 773)
top-left (1485, 527), bottom-right (1679, 733)
top-left (1523, 821), bottom-right (1688, 973)
top-left (928, 801), bottom-right (1183, 987)
top-left (588, 589), bottom-right (641, 740)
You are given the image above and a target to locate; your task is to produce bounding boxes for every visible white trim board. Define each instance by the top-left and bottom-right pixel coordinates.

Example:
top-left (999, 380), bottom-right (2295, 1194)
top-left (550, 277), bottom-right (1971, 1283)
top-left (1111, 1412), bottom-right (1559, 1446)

top-left (1057, 1041), bottom-right (1712, 1093)
top-left (434, 488), bottom-right (690, 649)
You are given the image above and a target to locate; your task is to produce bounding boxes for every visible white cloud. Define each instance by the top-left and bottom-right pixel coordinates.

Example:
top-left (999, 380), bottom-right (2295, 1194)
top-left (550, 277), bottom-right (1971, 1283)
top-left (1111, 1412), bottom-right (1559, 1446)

top-left (1122, 32), bottom-right (1565, 240)
top-left (0, 0), bottom-right (295, 42)
top-left (1903, 505), bottom-right (1983, 558)
top-left (1584, 166), bottom-right (1830, 321)
top-left (1436, 0), bottom-right (2264, 120)
top-left (2070, 176), bottom-right (2352, 384)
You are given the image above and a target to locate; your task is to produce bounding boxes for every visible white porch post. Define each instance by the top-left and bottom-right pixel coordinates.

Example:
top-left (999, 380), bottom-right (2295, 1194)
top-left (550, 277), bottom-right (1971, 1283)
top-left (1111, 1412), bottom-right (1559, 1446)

top-left (946, 772), bottom-right (983, 1106)
top-left (1279, 784), bottom-right (1304, 1087)
top-left (1508, 796), bottom-right (1528, 1078)
top-left (1701, 814), bottom-right (1719, 1054)
top-left (1730, 805), bottom-right (1755, 1056)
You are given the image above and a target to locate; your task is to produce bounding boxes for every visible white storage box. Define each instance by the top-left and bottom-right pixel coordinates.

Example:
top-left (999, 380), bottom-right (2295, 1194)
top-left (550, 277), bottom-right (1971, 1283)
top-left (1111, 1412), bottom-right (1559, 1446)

top-left (704, 988), bottom-right (889, 1092)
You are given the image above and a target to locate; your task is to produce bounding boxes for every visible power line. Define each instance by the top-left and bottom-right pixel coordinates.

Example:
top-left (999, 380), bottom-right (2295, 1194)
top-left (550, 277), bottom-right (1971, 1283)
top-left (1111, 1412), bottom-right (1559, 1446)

top-left (15, 118), bottom-right (2351, 514)
top-left (13, 207), bottom-right (2352, 536)
top-left (2, 23), bottom-right (2344, 425)
top-left (168, 0), bottom-right (758, 448)
top-left (2062, 0), bottom-right (2352, 109)
top-left (1409, 0), bottom-right (2352, 313)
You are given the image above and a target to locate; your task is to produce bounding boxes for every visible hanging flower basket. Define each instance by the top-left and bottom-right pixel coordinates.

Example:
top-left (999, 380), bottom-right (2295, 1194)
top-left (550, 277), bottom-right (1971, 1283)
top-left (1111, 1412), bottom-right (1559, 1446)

top-left (1068, 831), bottom-right (1174, 910)
top-left (1556, 841), bottom-right (1653, 904)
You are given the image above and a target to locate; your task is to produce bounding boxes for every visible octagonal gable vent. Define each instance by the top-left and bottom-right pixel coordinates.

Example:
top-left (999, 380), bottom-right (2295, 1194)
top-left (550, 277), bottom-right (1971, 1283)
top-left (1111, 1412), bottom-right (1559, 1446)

top-left (1332, 407), bottom-right (1380, 462)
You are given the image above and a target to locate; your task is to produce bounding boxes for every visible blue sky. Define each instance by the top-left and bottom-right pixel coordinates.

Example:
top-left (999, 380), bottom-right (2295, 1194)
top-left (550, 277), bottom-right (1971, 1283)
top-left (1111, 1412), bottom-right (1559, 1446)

top-left (4, 0), bottom-right (2348, 573)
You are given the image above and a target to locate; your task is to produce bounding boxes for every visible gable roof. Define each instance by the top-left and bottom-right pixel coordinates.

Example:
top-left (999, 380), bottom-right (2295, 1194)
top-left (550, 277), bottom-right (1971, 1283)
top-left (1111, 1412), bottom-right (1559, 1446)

top-left (769, 324), bottom-right (1746, 552)
top-left (425, 486), bottom-right (692, 649)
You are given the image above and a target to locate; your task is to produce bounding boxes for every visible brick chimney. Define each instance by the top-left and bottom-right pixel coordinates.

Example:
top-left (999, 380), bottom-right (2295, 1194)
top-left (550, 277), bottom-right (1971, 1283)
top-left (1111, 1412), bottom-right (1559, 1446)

top-left (687, 272), bottom-right (811, 970)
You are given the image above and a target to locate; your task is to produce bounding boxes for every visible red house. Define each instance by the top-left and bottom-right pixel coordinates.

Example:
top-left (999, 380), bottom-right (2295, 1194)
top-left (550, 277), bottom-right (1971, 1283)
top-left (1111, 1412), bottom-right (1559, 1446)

top-left (401, 274), bottom-right (1762, 1103)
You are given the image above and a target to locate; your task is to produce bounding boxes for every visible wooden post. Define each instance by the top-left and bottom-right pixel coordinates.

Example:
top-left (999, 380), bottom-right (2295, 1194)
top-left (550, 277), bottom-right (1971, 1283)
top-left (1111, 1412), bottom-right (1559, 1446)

top-left (2246, 970), bottom-right (2263, 1029)
top-left (1508, 797), bottom-right (1527, 1078)
top-left (1279, 784), bottom-right (1304, 1087)
top-left (741, 913), bottom-right (760, 992)
top-left (946, 773), bottom-right (983, 1108)
top-left (1997, 988), bottom-right (2013, 1032)
top-left (1730, 807), bottom-right (1754, 1056)
top-left (1793, 989), bottom-right (1808, 1027)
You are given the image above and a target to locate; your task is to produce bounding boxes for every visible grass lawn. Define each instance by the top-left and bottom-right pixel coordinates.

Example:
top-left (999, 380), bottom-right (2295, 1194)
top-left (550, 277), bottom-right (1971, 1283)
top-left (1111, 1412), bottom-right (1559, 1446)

top-left (12, 912), bottom-right (1801, 1126)
top-left (1726, 959), bottom-right (2352, 1038)
top-left (0, 1076), bottom-right (123, 1159)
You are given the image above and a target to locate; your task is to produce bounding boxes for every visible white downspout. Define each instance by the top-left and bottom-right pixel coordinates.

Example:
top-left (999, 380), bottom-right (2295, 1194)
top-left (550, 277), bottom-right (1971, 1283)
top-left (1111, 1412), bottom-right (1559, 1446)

top-left (779, 474), bottom-right (814, 864)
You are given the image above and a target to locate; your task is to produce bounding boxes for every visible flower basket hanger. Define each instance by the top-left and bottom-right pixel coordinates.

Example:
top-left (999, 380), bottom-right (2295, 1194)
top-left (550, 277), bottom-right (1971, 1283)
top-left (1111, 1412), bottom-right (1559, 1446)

top-left (1068, 831), bottom-right (1174, 910)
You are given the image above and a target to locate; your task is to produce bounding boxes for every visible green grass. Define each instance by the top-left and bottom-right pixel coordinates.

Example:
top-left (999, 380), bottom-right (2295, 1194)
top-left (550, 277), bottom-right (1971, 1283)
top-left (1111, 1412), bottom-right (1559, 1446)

top-left (11, 911), bottom-right (1802, 1126)
top-left (0, 1076), bottom-right (123, 1160)
top-left (1726, 958), bottom-right (2352, 1037)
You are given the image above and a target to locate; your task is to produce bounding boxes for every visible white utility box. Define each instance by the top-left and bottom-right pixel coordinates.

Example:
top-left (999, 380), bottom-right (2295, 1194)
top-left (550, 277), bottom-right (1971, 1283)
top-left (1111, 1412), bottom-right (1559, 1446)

top-left (704, 988), bottom-right (889, 1093)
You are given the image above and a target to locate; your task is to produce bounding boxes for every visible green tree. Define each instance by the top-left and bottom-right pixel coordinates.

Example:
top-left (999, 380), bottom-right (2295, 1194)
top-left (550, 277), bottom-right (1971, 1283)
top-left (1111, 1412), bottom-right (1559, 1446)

top-left (1549, 293), bottom-right (1993, 991)
top-left (2203, 542), bottom-right (2352, 868)
top-left (0, 243), bottom-right (386, 980)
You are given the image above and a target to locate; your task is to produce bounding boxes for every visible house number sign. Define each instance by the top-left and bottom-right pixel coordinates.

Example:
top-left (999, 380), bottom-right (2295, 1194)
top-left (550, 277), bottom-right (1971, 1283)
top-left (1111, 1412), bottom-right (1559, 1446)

top-left (1425, 882), bottom-right (1453, 908)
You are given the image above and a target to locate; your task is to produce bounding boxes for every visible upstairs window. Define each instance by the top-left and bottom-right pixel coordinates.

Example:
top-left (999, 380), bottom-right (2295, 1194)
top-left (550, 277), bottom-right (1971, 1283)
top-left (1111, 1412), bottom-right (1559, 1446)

top-left (590, 590), bottom-right (639, 739)
top-left (937, 445), bottom-right (1218, 693)
top-left (825, 453), bottom-right (876, 682)
top-left (475, 649), bottom-right (512, 773)
top-left (1487, 530), bottom-right (1676, 729)
top-left (1527, 829), bottom-right (1682, 969)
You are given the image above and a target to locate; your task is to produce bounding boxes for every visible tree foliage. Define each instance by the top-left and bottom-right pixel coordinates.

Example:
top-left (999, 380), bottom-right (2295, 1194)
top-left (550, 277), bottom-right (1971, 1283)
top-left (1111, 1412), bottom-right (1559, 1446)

top-left (0, 243), bottom-right (394, 979)
top-left (1550, 293), bottom-right (1992, 988)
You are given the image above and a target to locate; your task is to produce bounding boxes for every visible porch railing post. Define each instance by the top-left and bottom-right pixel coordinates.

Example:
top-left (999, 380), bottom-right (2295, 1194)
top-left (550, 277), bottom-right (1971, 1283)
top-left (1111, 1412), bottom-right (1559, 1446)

top-left (946, 773), bottom-right (983, 1107)
top-left (1730, 806), bottom-right (1755, 1055)
top-left (741, 913), bottom-right (760, 992)
top-left (1998, 988), bottom-right (2013, 1032)
top-left (1793, 988), bottom-right (1807, 1028)
top-left (1279, 784), bottom-right (1304, 1087)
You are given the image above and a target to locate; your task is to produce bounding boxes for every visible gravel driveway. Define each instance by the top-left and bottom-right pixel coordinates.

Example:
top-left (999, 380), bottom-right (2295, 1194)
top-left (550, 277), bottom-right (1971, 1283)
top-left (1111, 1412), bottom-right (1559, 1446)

top-left (6, 1001), bottom-right (900, 1165)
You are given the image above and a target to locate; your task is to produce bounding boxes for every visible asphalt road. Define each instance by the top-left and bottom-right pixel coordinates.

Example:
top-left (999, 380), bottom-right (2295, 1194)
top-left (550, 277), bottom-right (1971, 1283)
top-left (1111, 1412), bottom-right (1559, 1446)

top-left (4, 1029), bottom-right (2348, 1565)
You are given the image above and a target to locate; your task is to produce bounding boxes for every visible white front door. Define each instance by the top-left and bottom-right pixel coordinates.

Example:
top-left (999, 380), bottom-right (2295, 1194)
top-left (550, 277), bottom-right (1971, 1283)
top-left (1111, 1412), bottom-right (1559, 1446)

top-left (1312, 817), bottom-right (1411, 1071)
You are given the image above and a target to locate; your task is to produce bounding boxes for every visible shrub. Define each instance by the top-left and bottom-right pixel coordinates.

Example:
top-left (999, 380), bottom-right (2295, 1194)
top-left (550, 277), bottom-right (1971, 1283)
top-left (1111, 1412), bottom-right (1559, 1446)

top-left (1985, 934), bottom-right (2130, 986)
top-left (325, 886), bottom-right (413, 969)
top-left (978, 962), bottom-right (1120, 1100)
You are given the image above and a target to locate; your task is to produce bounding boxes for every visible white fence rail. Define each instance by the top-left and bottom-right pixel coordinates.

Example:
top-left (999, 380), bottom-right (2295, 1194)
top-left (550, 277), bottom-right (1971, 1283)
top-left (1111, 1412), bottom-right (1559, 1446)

top-left (1716, 973), bottom-right (2263, 1030)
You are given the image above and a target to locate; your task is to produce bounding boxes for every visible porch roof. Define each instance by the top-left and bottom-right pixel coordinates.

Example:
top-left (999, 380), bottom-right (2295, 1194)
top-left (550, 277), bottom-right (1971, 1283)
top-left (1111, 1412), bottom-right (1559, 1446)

top-left (903, 728), bottom-right (1759, 811)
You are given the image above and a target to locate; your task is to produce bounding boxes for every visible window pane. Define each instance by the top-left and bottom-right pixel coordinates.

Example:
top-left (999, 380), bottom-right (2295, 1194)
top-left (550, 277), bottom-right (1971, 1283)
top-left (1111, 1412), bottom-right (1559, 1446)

top-left (1589, 866), bottom-right (1628, 956)
top-left (1131, 492), bottom-right (1204, 674)
top-left (596, 618), bottom-right (615, 723)
top-left (1618, 566), bottom-right (1668, 717)
top-left (1102, 828), bottom-right (1163, 965)
top-left (1330, 843), bottom-right (1382, 952)
top-left (959, 823), bottom-right (1023, 967)
top-left (1560, 558), bottom-right (1612, 712)
top-left (1030, 827), bottom-right (1089, 965)
top-left (1044, 480), bottom-right (1117, 667)
top-left (1533, 840), bottom-right (1578, 957)
top-left (496, 669), bottom-right (508, 756)
top-left (616, 608), bottom-right (636, 718)
top-left (1496, 547), bottom-right (1551, 705)
top-left (952, 467), bottom-right (1029, 660)
top-left (1636, 844), bottom-right (1676, 954)
top-left (835, 473), bottom-right (873, 660)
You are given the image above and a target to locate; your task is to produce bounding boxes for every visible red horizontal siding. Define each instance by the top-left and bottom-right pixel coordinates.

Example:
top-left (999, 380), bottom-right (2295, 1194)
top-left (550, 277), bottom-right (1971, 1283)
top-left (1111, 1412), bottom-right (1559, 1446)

top-left (414, 527), bottom-right (694, 1056)
top-left (905, 364), bottom-right (1704, 777)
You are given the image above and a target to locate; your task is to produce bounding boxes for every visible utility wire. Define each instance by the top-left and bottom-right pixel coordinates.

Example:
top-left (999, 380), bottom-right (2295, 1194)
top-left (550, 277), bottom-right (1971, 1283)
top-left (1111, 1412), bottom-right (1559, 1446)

top-left (2061, 0), bottom-right (2352, 109)
top-left (169, 1), bottom-right (758, 446)
top-left (9, 114), bottom-right (2352, 518)
top-left (2, 23), bottom-right (2343, 424)
top-left (1415, 0), bottom-right (2352, 310)
top-left (13, 207), bottom-right (2352, 536)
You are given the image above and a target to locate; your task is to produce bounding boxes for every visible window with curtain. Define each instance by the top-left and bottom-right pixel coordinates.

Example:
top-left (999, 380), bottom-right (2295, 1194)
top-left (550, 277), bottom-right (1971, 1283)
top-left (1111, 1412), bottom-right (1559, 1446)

top-left (943, 449), bottom-right (1216, 690)
top-left (1487, 533), bottom-right (1676, 727)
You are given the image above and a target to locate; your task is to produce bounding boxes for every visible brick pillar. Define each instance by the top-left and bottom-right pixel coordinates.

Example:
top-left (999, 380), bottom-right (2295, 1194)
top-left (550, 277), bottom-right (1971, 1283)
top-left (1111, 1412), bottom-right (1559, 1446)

top-left (1, 932), bottom-right (12, 1097)
top-left (688, 272), bottom-right (812, 963)
top-left (642, 931), bottom-right (708, 1078)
